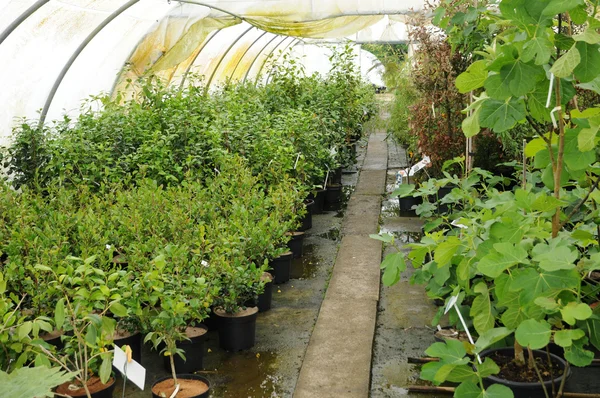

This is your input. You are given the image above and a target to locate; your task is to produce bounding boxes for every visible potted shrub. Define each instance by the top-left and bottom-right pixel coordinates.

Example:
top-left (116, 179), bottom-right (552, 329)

top-left (34, 256), bottom-right (126, 398)
top-left (140, 251), bottom-right (213, 375)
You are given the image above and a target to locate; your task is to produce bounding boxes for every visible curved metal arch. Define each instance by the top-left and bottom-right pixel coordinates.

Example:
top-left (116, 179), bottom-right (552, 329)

top-left (253, 36), bottom-right (293, 86)
top-left (39, 0), bottom-right (141, 126)
top-left (174, 0), bottom-right (245, 21)
top-left (265, 37), bottom-right (301, 85)
top-left (179, 28), bottom-right (222, 88)
top-left (205, 25), bottom-right (255, 90)
top-left (241, 34), bottom-right (279, 84)
top-left (230, 30), bottom-right (268, 81)
top-left (0, 0), bottom-right (49, 46)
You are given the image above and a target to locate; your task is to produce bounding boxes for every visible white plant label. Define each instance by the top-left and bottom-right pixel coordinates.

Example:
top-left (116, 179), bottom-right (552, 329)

top-left (113, 345), bottom-right (146, 390)
top-left (443, 294), bottom-right (482, 364)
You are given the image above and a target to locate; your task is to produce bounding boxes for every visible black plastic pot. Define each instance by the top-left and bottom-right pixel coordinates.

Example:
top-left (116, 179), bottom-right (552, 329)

top-left (257, 274), bottom-right (273, 312)
top-left (41, 330), bottom-right (64, 350)
top-left (331, 167), bottom-right (343, 185)
top-left (56, 378), bottom-right (115, 398)
top-left (324, 184), bottom-right (343, 211)
top-left (151, 374), bottom-right (210, 398)
top-left (299, 199), bottom-right (314, 231)
top-left (161, 326), bottom-right (208, 373)
top-left (286, 231), bottom-right (305, 258)
top-left (202, 309), bottom-right (219, 331)
top-left (245, 273), bottom-right (273, 312)
top-left (215, 307), bottom-right (259, 351)
top-left (480, 348), bottom-right (570, 398)
top-left (311, 189), bottom-right (326, 214)
top-left (428, 185), bottom-right (455, 214)
top-left (113, 330), bottom-right (142, 364)
top-left (269, 251), bottom-right (292, 284)
top-left (398, 195), bottom-right (422, 215)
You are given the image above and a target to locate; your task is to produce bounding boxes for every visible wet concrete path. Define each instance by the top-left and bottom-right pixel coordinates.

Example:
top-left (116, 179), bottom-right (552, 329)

top-left (294, 129), bottom-right (388, 395)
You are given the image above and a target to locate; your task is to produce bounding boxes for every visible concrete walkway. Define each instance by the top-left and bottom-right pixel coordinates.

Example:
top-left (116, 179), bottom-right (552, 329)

top-left (294, 131), bottom-right (387, 398)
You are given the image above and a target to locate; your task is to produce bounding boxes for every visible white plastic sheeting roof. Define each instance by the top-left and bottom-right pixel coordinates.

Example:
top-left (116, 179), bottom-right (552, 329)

top-left (0, 0), bottom-right (422, 145)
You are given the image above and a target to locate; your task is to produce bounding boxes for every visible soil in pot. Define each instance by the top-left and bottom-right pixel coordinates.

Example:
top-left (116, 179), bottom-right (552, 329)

top-left (55, 377), bottom-right (115, 398)
top-left (324, 184), bottom-right (343, 211)
top-left (215, 306), bottom-right (259, 351)
top-left (151, 374), bottom-right (210, 398)
top-left (113, 329), bottom-right (142, 364)
top-left (162, 326), bottom-right (208, 373)
top-left (286, 231), bottom-right (305, 259)
top-left (269, 251), bottom-right (292, 284)
top-left (299, 199), bottom-right (314, 231)
top-left (480, 348), bottom-right (569, 398)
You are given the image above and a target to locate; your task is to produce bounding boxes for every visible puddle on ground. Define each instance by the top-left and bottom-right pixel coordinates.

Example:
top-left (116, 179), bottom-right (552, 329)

top-left (317, 227), bottom-right (340, 241)
top-left (377, 230), bottom-right (423, 244)
top-left (207, 351), bottom-right (282, 397)
top-left (290, 244), bottom-right (320, 279)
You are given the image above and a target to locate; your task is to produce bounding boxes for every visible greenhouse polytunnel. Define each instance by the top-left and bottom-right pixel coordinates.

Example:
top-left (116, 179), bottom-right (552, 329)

top-left (1, 1), bottom-right (600, 397)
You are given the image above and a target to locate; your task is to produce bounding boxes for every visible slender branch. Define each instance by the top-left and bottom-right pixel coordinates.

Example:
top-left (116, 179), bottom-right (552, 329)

top-left (557, 362), bottom-right (569, 397)
top-left (546, 346), bottom-right (556, 398)
top-left (559, 176), bottom-right (600, 230)
top-left (529, 347), bottom-right (550, 398)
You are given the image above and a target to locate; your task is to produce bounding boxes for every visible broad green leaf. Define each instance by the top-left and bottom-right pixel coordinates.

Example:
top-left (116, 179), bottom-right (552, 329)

top-left (425, 339), bottom-right (470, 365)
top-left (477, 357), bottom-right (500, 378)
top-left (542, 0), bottom-right (585, 16)
top-left (54, 298), bottom-right (65, 330)
top-left (34, 265), bottom-right (53, 272)
top-left (574, 42), bottom-right (600, 83)
top-left (420, 361), bottom-right (444, 384)
top-left (477, 243), bottom-right (528, 278)
top-left (110, 301), bottom-right (128, 318)
top-left (432, 6), bottom-right (446, 26)
top-left (583, 315), bottom-right (600, 351)
top-left (554, 329), bottom-right (585, 347)
top-left (532, 245), bottom-right (577, 271)
top-left (555, 33), bottom-right (575, 51)
top-left (524, 138), bottom-right (546, 157)
top-left (456, 60), bottom-right (488, 93)
top-left (483, 383), bottom-right (514, 398)
top-left (484, 74), bottom-right (512, 100)
top-left (578, 126), bottom-right (599, 152)
top-left (390, 184), bottom-right (415, 198)
top-left (471, 283), bottom-right (495, 334)
top-left (515, 319), bottom-right (551, 349)
top-left (578, 75), bottom-right (600, 94)
top-left (561, 302), bottom-right (593, 325)
top-left (475, 327), bottom-right (513, 353)
top-left (569, 4), bottom-right (588, 24)
top-left (85, 324), bottom-right (98, 346)
top-left (382, 252), bottom-right (406, 286)
top-left (489, 221), bottom-right (526, 244)
top-left (574, 28), bottom-right (600, 44)
top-left (564, 127), bottom-right (596, 171)
top-left (541, 163), bottom-right (571, 190)
top-left (564, 337), bottom-right (595, 366)
top-left (446, 365), bottom-right (478, 383)
top-left (534, 296), bottom-right (560, 312)
top-left (99, 353), bottom-right (112, 384)
top-left (463, 105), bottom-right (482, 138)
top-left (369, 233), bottom-right (394, 243)
top-left (17, 321), bottom-right (32, 341)
top-left (454, 381), bottom-right (481, 398)
top-left (501, 297), bottom-right (529, 329)
top-left (532, 194), bottom-right (563, 213)
top-left (0, 366), bottom-right (76, 398)
top-left (500, 60), bottom-right (544, 97)
top-left (479, 98), bottom-right (526, 133)
top-left (434, 236), bottom-right (462, 268)
top-left (550, 45), bottom-right (580, 78)
top-left (522, 36), bottom-right (553, 65)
